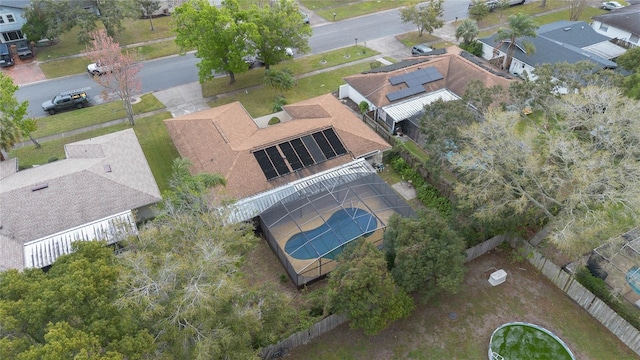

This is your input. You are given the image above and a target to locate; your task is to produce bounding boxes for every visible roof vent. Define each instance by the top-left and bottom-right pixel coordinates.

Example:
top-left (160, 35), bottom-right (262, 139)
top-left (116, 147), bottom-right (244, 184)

top-left (564, 27), bottom-right (571, 31)
top-left (32, 182), bottom-right (49, 192)
top-left (104, 164), bottom-right (112, 173)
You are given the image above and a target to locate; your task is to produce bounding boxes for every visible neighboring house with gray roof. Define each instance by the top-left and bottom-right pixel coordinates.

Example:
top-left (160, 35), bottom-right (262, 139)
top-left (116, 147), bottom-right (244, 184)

top-left (591, 4), bottom-right (640, 48)
top-left (0, 0), bottom-right (29, 44)
top-left (0, 129), bottom-right (162, 271)
top-left (479, 20), bottom-right (625, 78)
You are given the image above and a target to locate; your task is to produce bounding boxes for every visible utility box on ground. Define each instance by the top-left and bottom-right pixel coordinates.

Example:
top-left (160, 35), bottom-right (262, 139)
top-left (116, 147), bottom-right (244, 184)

top-left (489, 269), bottom-right (507, 286)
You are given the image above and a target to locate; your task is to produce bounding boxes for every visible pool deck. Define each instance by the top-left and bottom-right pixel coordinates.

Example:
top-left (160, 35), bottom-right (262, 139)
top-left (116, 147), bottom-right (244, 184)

top-left (392, 181), bottom-right (417, 200)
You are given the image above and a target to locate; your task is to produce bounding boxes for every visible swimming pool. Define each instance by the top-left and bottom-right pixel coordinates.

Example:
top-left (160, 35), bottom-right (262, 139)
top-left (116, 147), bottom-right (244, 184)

top-left (284, 207), bottom-right (377, 260)
top-left (489, 322), bottom-right (575, 360)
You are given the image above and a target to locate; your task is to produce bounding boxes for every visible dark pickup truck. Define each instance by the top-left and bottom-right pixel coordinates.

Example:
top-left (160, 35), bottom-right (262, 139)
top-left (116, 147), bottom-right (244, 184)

top-left (42, 87), bottom-right (91, 115)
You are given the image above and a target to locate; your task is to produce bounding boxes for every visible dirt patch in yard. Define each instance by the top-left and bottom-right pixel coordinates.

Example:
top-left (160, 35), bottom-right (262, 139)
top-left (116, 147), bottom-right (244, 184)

top-left (285, 247), bottom-right (638, 359)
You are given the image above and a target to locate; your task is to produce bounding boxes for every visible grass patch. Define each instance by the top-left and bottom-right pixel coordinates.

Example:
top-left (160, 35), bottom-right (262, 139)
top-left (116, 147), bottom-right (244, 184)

top-left (32, 94), bottom-right (165, 138)
top-left (35, 17), bottom-right (176, 60)
top-left (10, 112), bottom-right (177, 193)
top-left (302, 0), bottom-right (413, 21)
top-left (396, 32), bottom-right (440, 47)
top-left (202, 46), bottom-right (378, 98)
top-left (208, 62), bottom-right (373, 117)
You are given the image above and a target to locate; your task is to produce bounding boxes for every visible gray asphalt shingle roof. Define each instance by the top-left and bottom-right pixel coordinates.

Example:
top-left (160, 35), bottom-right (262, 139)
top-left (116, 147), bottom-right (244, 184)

top-left (0, 129), bottom-right (162, 270)
top-left (593, 4), bottom-right (640, 37)
top-left (480, 21), bottom-right (618, 69)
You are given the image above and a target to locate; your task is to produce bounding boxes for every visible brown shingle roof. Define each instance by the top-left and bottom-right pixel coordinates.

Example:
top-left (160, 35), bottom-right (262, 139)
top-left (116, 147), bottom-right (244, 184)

top-left (343, 46), bottom-right (515, 108)
top-left (164, 94), bottom-right (391, 201)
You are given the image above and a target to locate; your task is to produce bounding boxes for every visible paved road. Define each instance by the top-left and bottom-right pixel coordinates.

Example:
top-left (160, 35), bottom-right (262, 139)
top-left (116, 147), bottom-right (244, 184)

top-left (17, 1), bottom-right (472, 118)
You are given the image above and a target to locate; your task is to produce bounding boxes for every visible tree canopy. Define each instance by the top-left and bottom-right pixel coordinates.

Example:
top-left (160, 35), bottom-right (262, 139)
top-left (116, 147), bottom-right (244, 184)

top-left (400, 0), bottom-right (444, 37)
top-left (384, 211), bottom-right (466, 301)
top-left (327, 240), bottom-right (414, 335)
top-left (0, 73), bottom-right (29, 161)
top-left (451, 85), bottom-right (640, 254)
top-left (494, 13), bottom-right (538, 70)
top-left (174, 0), bottom-right (258, 84)
top-left (249, 0), bottom-right (312, 70)
top-left (616, 47), bottom-right (640, 99)
top-left (0, 241), bottom-right (155, 359)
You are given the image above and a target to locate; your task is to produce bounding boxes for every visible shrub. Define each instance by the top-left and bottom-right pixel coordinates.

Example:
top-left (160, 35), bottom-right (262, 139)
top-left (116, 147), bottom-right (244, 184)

top-left (460, 41), bottom-right (483, 57)
top-left (268, 117), bottom-right (281, 125)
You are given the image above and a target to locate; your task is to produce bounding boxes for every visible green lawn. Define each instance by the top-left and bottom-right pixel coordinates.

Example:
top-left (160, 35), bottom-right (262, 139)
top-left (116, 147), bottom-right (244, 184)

top-left (208, 62), bottom-right (374, 117)
top-left (201, 46), bottom-right (379, 98)
top-left (10, 112), bottom-right (177, 192)
top-left (474, 0), bottom-right (607, 28)
top-left (300, 0), bottom-right (414, 22)
top-left (35, 17), bottom-right (176, 61)
top-left (32, 94), bottom-right (165, 138)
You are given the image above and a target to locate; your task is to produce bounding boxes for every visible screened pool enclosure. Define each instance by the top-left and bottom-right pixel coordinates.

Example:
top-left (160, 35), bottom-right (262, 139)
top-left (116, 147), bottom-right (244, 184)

top-left (258, 166), bottom-right (414, 288)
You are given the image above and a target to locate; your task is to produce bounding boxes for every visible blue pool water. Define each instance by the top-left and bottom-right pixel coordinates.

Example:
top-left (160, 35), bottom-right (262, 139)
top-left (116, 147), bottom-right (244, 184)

top-left (626, 266), bottom-right (640, 294)
top-left (284, 207), bottom-right (377, 260)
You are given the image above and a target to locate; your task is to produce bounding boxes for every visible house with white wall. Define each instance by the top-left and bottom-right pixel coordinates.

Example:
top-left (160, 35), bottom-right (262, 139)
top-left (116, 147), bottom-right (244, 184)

top-left (591, 4), bottom-right (640, 48)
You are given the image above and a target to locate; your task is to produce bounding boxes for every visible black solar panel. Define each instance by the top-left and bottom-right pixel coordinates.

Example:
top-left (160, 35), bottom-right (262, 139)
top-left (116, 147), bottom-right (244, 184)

top-left (302, 135), bottom-right (326, 163)
top-left (265, 146), bottom-right (290, 176)
top-left (254, 149), bottom-right (278, 180)
top-left (313, 131), bottom-right (337, 159)
top-left (280, 141), bottom-right (304, 171)
top-left (254, 127), bottom-right (348, 181)
top-left (291, 138), bottom-right (314, 166)
top-left (323, 128), bottom-right (346, 156)
top-left (386, 66), bottom-right (443, 102)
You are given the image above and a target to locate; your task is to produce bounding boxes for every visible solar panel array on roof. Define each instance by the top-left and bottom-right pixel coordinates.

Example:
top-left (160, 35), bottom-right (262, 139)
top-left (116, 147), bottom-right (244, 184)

top-left (386, 67), bottom-right (444, 102)
top-left (253, 128), bottom-right (348, 181)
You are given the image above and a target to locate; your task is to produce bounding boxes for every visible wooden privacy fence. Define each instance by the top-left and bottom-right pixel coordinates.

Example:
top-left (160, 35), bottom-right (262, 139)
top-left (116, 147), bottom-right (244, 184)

top-left (260, 314), bottom-right (347, 359)
top-left (510, 237), bottom-right (640, 357)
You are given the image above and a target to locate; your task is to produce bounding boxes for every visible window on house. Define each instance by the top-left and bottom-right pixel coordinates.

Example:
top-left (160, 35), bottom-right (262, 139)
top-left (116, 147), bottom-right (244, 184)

top-left (2, 31), bottom-right (23, 42)
top-left (599, 23), bottom-right (609, 32)
top-left (0, 16), bottom-right (5, 24)
top-left (6, 14), bottom-right (15, 23)
top-left (630, 34), bottom-right (640, 44)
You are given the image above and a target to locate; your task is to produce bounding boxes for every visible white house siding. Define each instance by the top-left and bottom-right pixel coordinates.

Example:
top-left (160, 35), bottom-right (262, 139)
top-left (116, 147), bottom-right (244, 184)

top-left (338, 84), bottom-right (375, 111)
top-left (591, 21), bottom-right (639, 46)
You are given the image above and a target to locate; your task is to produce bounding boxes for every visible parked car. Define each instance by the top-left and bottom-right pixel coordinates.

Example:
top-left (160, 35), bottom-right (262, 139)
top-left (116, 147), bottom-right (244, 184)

top-left (87, 61), bottom-right (111, 76)
top-left (243, 47), bottom-right (293, 68)
top-left (16, 40), bottom-right (34, 59)
top-left (411, 44), bottom-right (433, 56)
top-left (602, 1), bottom-right (624, 10)
top-left (42, 87), bottom-right (91, 115)
top-left (0, 43), bottom-right (14, 67)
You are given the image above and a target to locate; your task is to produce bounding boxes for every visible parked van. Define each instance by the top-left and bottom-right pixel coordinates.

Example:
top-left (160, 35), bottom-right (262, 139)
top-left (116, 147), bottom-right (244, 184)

top-left (0, 43), bottom-right (15, 67)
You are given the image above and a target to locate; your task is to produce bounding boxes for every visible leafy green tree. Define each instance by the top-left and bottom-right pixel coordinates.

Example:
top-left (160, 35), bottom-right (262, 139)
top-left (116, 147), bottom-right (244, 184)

top-left (174, 0), bottom-right (258, 84)
top-left (263, 68), bottom-right (296, 93)
top-left (384, 211), bottom-right (466, 301)
top-left (468, 0), bottom-right (490, 22)
top-left (451, 85), bottom-right (640, 255)
top-left (249, 0), bottom-right (312, 70)
top-left (61, 0), bottom-right (138, 44)
top-left (137, 0), bottom-right (162, 31)
top-left (494, 13), bottom-right (538, 70)
top-left (327, 240), bottom-right (414, 335)
top-left (616, 47), bottom-right (640, 99)
top-left (455, 19), bottom-right (479, 46)
top-left (0, 241), bottom-right (155, 359)
top-left (119, 159), bottom-right (299, 359)
top-left (0, 73), bottom-right (29, 161)
top-left (400, 0), bottom-right (444, 37)
top-left (20, 0), bottom-right (65, 43)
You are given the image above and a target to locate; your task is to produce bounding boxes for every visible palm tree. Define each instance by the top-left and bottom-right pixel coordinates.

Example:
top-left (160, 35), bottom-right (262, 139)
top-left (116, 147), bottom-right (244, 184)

top-left (494, 13), bottom-right (538, 71)
top-left (455, 19), bottom-right (479, 46)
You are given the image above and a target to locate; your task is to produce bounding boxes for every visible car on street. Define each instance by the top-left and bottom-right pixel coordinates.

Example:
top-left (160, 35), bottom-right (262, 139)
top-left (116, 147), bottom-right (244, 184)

top-left (87, 61), bottom-right (111, 76)
top-left (411, 44), bottom-right (433, 56)
top-left (470, 0), bottom-right (525, 10)
top-left (601, 1), bottom-right (624, 10)
top-left (42, 87), bottom-right (91, 115)
top-left (243, 47), bottom-right (293, 68)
